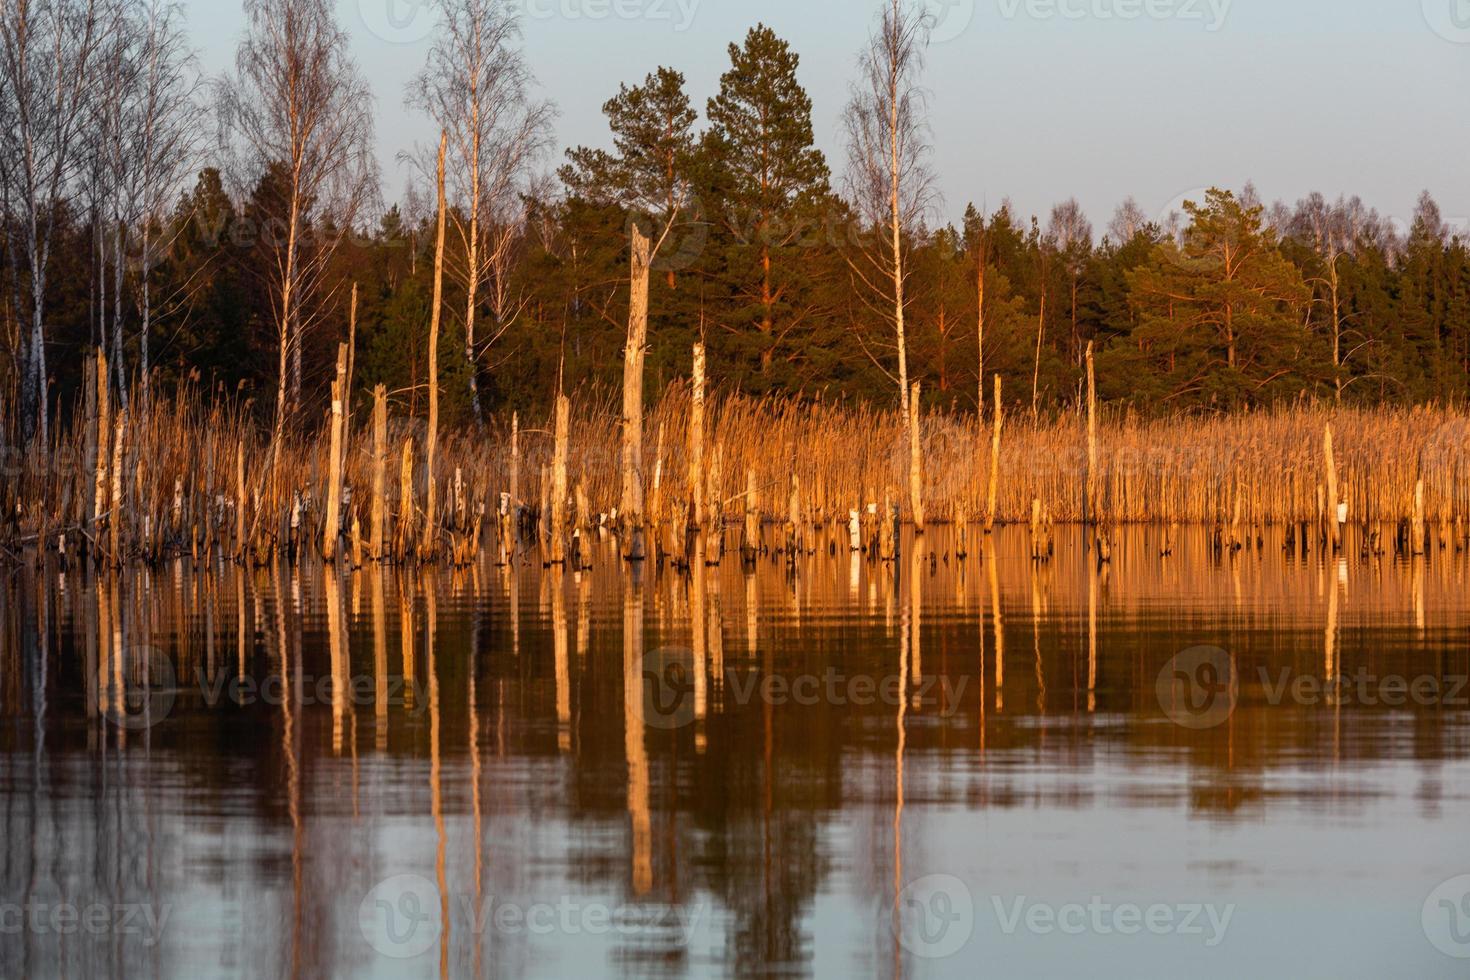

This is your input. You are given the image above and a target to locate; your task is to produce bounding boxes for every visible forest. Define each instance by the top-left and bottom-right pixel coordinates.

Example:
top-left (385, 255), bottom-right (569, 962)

top-left (4, 0), bottom-right (1470, 448)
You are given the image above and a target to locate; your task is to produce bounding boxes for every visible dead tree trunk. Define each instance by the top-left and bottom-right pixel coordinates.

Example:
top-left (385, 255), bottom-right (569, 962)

top-left (422, 132), bottom-right (448, 560)
top-left (620, 222), bottom-right (651, 560)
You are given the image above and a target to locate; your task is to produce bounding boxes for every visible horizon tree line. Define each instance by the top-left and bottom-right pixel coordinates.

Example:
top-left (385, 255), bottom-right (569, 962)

top-left (3, 0), bottom-right (1469, 450)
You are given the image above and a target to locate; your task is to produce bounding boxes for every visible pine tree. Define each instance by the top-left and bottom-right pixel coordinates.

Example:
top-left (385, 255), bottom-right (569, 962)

top-left (705, 24), bottom-right (831, 380)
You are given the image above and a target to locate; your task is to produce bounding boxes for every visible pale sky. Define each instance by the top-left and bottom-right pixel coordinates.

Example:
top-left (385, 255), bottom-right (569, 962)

top-left (185, 0), bottom-right (1470, 234)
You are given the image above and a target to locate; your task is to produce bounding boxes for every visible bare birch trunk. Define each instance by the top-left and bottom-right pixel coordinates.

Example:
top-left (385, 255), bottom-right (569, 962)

top-left (422, 132), bottom-right (448, 559)
top-left (888, 12), bottom-right (909, 420)
top-left (551, 393), bottom-right (569, 565)
top-left (985, 375), bottom-right (1003, 534)
top-left (621, 222), bottom-right (651, 559)
top-left (372, 384), bottom-right (387, 561)
top-left (1324, 424), bottom-right (1339, 553)
top-left (689, 343), bottom-right (706, 533)
top-left (1086, 342), bottom-right (1097, 526)
top-left (909, 381), bottom-right (924, 533)
top-left (323, 343), bottom-right (348, 560)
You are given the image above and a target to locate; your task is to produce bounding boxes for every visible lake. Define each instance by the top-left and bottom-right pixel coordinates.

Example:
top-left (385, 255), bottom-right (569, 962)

top-left (2, 526), bottom-right (1468, 978)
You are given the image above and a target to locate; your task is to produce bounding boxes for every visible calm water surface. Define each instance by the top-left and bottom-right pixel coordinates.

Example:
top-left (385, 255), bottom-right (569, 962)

top-left (2, 527), bottom-right (1469, 978)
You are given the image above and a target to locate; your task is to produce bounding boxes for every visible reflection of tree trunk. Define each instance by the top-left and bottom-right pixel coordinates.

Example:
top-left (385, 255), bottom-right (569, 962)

top-left (622, 580), bottom-right (652, 894)
top-left (470, 569), bottom-right (485, 978)
top-left (989, 553), bottom-right (1004, 713)
top-left (373, 568), bottom-right (387, 751)
top-left (692, 542), bottom-right (707, 753)
top-left (324, 566), bottom-right (347, 753)
top-left (908, 543), bottom-right (922, 690)
top-left (269, 560), bottom-right (303, 980)
top-left (427, 575), bottom-right (450, 980)
top-left (1087, 563), bottom-right (1098, 713)
top-left (553, 567), bottom-right (571, 752)
top-left (892, 543), bottom-right (909, 978)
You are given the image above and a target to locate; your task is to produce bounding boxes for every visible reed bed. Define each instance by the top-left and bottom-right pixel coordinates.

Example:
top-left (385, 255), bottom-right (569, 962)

top-left (3, 372), bottom-right (1469, 568)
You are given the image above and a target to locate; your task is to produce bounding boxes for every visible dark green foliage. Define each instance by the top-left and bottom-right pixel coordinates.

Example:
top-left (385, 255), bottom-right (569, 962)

top-left (5, 32), bottom-right (1470, 430)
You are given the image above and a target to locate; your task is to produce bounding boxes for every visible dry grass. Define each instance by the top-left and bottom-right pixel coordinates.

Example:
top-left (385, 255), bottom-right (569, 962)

top-left (4, 377), bottom-right (1468, 566)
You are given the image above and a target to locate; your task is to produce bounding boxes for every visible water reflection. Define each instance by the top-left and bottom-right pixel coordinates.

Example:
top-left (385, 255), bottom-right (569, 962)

top-left (1, 527), bottom-right (1469, 978)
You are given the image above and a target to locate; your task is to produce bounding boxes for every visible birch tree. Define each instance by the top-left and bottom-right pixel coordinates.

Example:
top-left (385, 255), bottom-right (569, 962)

top-left (0, 0), bottom-right (108, 442)
top-left (217, 0), bottom-right (376, 451)
top-left (123, 0), bottom-right (204, 408)
top-left (1047, 198), bottom-right (1093, 364)
top-left (842, 0), bottom-right (935, 418)
top-left (408, 0), bottom-right (553, 420)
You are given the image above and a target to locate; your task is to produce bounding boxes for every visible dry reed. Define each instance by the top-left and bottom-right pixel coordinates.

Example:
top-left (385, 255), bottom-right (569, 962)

top-left (4, 370), bottom-right (1469, 567)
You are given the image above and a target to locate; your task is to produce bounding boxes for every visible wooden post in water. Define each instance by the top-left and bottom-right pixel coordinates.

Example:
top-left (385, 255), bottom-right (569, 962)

top-left (786, 473), bottom-right (802, 555)
top-left (110, 414), bottom-right (126, 566)
top-left (324, 343), bottom-right (348, 561)
top-left (550, 393), bottom-right (570, 566)
top-left (985, 375), bottom-right (1004, 534)
top-left (909, 382), bottom-right (925, 533)
top-left (538, 465), bottom-right (551, 555)
top-left (1324, 423), bottom-right (1340, 553)
top-left (399, 439), bottom-right (415, 562)
top-left (372, 385), bottom-right (387, 561)
top-left (880, 487), bottom-right (898, 562)
top-left (621, 222), bottom-right (651, 560)
top-left (422, 131), bottom-right (447, 561)
top-left (689, 343), bottom-right (706, 536)
top-left (743, 468), bottom-right (760, 560)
